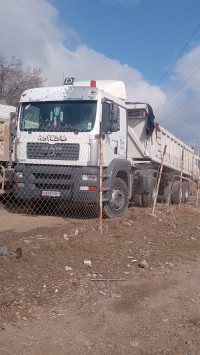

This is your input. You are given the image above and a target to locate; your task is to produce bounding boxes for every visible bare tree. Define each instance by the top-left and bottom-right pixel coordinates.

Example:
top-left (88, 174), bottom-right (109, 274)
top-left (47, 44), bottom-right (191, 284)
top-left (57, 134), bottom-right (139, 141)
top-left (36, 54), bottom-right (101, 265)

top-left (0, 55), bottom-right (46, 106)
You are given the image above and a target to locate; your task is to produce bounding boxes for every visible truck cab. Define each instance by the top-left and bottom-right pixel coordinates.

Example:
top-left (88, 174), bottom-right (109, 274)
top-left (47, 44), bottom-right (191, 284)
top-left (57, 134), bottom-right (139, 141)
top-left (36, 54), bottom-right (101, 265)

top-left (14, 80), bottom-right (130, 215)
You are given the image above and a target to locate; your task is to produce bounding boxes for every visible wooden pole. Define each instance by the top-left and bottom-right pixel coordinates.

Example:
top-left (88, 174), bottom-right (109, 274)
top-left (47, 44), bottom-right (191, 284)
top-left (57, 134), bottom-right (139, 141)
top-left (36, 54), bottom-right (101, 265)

top-left (99, 121), bottom-right (103, 234)
top-left (152, 145), bottom-right (167, 214)
top-left (196, 155), bottom-right (200, 207)
top-left (196, 180), bottom-right (200, 207)
top-left (178, 148), bottom-right (184, 208)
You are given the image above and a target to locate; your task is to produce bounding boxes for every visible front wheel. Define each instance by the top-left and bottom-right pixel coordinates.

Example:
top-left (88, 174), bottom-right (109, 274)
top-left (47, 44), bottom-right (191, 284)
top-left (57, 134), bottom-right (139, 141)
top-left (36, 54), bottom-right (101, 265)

top-left (103, 178), bottom-right (129, 218)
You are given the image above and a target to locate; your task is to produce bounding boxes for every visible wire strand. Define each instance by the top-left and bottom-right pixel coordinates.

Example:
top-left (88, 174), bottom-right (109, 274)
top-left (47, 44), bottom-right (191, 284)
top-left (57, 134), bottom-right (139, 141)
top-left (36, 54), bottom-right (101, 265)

top-left (145, 22), bottom-right (200, 101)
top-left (154, 64), bottom-right (200, 113)
top-left (158, 90), bottom-right (200, 124)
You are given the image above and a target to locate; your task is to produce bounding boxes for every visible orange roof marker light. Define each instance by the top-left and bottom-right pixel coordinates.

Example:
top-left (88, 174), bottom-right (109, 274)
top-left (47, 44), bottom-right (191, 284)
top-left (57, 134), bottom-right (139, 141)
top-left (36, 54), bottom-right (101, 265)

top-left (90, 80), bottom-right (96, 87)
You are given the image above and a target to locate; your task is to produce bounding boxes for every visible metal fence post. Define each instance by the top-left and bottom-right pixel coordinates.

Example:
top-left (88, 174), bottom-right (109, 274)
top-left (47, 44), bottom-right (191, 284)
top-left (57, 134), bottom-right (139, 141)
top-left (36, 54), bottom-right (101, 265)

top-left (196, 155), bottom-right (200, 207)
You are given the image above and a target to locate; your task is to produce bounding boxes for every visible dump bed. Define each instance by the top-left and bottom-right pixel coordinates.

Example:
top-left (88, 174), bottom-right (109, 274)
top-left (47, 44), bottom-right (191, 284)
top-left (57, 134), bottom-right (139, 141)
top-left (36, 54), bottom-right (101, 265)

top-left (0, 104), bottom-right (16, 162)
top-left (127, 103), bottom-right (200, 180)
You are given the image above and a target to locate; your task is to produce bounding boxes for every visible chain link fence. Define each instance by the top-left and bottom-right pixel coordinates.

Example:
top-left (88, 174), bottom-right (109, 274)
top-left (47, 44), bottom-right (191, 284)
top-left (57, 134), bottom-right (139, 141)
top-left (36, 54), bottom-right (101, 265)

top-left (0, 122), bottom-right (200, 232)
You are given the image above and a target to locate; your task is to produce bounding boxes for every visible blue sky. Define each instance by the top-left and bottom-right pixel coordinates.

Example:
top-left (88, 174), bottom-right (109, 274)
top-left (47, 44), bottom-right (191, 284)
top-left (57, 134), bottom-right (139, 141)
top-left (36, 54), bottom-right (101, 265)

top-left (1, 0), bottom-right (200, 148)
top-left (49, 0), bottom-right (200, 82)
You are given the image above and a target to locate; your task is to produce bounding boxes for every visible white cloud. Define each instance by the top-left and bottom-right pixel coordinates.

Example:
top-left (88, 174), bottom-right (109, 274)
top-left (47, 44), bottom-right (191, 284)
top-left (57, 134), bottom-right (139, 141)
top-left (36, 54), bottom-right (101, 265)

top-left (0, 0), bottom-right (200, 146)
top-left (0, 0), bottom-right (80, 68)
top-left (0, 0), bottom-right (164, 107)
top-left (173, 46), bottom-right (200, 93)
top-left (154, 51), bottom-right (200, 148)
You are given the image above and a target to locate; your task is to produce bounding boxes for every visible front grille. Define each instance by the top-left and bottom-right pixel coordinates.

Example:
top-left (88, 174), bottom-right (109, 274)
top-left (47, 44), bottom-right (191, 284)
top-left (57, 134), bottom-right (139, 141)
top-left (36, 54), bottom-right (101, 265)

top-left (27, 143), bottom-right (80, 160)
top-left (33, 173), bottom-right (71, 180)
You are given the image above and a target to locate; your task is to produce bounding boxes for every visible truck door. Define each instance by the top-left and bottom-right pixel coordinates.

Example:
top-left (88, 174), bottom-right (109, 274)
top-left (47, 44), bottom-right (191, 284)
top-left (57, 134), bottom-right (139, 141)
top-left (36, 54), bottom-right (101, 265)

top-left (102, 101), bottom-right (126, 166)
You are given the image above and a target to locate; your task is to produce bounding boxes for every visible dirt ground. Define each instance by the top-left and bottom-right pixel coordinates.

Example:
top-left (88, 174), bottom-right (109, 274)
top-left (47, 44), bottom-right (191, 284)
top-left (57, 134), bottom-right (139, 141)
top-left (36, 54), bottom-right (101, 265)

top-left (0, 201), bottom-right (200, 355)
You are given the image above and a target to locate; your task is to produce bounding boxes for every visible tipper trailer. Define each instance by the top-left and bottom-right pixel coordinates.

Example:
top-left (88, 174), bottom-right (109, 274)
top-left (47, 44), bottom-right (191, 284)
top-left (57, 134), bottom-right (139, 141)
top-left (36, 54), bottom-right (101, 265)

top-left (7, 79), bottom-right (199, 217)
top-left (0, 104), bottom-right (16, 195)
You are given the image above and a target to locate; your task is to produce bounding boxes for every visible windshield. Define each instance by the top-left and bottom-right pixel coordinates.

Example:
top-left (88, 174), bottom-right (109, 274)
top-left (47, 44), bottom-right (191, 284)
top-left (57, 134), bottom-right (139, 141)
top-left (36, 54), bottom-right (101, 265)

top-left (20, 101), bottom-right (97, 132)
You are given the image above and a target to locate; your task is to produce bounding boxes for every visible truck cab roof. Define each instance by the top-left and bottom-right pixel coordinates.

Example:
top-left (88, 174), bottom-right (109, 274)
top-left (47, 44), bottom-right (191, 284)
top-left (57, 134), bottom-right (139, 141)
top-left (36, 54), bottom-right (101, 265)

top-left (20, 80), bottom-right (126, 102)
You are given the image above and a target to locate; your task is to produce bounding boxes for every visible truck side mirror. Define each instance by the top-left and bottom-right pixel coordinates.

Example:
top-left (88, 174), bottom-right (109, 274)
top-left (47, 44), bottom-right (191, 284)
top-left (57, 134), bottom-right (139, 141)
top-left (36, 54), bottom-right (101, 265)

top-left (102, 100), bottom-right (120, 134)
top-left (110, 103), bottom-right (120, 132)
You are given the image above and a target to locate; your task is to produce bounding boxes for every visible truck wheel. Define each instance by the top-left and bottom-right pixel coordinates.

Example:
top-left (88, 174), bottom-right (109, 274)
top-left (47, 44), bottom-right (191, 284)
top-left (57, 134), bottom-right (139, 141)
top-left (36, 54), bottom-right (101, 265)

top-left (182, 181), bottom-right (189, 203)
top-left (142, 177), bottom-right (157, 207)
top-left (163, 183), bottom-right (172, 203)
top-left (133, 194), bottom-right (142, 207)
top-left (103, 178), bottom-right (129, 218)
top-left (171, 180), bottom-right (190, 204)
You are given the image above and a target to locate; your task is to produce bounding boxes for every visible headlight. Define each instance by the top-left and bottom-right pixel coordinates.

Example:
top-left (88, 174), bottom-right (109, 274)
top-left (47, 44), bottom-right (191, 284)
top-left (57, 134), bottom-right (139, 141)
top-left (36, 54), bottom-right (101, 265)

top-left (82, 174), bottom-right (97, 182)
top-left (15, 171), bottom-right (24, 179)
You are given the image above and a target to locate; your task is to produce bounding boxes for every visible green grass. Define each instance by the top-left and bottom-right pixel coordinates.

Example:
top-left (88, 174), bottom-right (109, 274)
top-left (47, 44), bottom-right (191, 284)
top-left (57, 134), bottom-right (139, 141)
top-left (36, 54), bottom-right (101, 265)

top-left (149, 240), bottom-right (200, 262)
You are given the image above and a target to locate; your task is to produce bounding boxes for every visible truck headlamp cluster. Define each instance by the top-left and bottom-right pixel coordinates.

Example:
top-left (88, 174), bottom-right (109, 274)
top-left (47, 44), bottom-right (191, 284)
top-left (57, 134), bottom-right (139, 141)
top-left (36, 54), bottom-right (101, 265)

top-left (82, 174), bottom-right (97, 182)
top-left (15, 171), bottom-right (24, 179)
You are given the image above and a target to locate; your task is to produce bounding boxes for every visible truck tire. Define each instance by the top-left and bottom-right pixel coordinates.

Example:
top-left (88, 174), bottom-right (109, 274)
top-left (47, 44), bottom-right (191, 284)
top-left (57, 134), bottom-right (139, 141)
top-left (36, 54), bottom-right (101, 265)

top-left (133, 194), bottom-right (143, 207)
top-left (171, 181), bottom-right (180, 204)
top-left (171, 180), bottom-right (189, 204)
top-left (163, 183), bottom-right (172, 203)
top-left (182, 181), bottom-right (189, 203)
top-left (142, 177), bottom-right (157, 207)
top-left (103, 178), bottom-right (129, 218)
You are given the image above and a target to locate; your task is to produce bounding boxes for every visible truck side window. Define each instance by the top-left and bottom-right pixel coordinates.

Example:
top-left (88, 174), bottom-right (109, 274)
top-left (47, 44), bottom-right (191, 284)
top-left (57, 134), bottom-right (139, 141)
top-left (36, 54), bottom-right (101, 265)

top-left (22, 105), bottom-right (40, 129)
top-left (102, 102), bottom-right (110, 133)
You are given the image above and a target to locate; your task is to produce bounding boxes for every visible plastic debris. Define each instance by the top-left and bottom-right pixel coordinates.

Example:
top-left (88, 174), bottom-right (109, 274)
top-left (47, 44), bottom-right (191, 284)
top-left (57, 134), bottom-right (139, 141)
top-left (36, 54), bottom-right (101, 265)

top-left (74, 229), bottom-right (79, 237)
top-left (99, 291), bottom-right (106, 296)
top-left (65, 266), bottom-right (73, 271)
top-left (0, 247), bottom-right (10, 256)
top-left (84, 260), bottom-right (92, 267)
top-left (130, 341), bottom-right (139, 347)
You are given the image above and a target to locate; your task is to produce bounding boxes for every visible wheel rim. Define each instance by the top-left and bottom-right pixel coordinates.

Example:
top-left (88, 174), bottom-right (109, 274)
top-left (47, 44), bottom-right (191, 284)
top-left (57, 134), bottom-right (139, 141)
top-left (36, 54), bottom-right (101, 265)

top-left (110, 188), bottom-right (125, 210)
top-left (152, 187), bottom-right (157, 203)
top-left (184, 188), bottom-right (189, 200)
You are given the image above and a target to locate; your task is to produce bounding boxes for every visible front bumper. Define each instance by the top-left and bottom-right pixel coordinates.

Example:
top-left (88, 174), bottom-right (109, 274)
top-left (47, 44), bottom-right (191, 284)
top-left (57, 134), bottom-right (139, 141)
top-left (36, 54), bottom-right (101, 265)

top-left (13, 164), bottom-right (100, 203)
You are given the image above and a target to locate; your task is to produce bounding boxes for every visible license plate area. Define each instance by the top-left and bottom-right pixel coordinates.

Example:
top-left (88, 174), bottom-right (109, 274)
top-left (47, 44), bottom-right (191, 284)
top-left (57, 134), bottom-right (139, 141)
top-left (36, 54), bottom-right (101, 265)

top-left (41, 190), bottom-right (61, 197)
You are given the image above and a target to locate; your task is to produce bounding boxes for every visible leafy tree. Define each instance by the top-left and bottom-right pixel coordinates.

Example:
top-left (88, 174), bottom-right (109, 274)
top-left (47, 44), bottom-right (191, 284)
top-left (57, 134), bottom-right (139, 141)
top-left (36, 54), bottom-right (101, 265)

top-left (0, 55), bottom-right (46, 107)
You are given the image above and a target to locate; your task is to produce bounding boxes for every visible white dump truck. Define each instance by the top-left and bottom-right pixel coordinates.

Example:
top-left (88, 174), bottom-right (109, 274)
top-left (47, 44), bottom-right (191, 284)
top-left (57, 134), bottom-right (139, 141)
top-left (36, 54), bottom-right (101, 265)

top-left (12, 79), bottom-right (199, 217)
top-left (0, 104), bottom-right (16, 195)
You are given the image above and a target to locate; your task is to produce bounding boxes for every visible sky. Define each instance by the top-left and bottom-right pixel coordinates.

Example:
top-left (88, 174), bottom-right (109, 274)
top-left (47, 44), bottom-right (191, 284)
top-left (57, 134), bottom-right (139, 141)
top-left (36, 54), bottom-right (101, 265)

top-left (1, 0), bottom-right (200, 149)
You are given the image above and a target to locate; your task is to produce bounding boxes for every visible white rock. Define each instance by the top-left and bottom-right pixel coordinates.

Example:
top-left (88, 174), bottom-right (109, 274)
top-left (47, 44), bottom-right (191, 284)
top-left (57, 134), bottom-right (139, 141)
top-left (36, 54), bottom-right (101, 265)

top-left (84, 260), bottom-right (92, 267)
top-left (65, 266), bottom-right (73, 271)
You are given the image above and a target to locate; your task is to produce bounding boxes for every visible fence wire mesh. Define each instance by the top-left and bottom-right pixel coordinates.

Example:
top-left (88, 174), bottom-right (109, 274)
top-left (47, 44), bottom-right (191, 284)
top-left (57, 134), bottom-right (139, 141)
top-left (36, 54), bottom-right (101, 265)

top-left (0, 111), bottom-right (200, 231)
top-left (1, 143), bottom-right (200, 224)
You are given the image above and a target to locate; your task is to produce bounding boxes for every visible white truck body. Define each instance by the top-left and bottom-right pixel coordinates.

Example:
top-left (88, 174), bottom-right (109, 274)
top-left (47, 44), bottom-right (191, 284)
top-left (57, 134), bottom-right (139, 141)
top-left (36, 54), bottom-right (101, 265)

top-left (126, 103), bottom-right (199, 179)
top-left (11, 80), bottom-right (199, 215)
top-left (0, 104), bottom-right (16, 194)
top-left (0, 104), bottom-right (16, 161)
